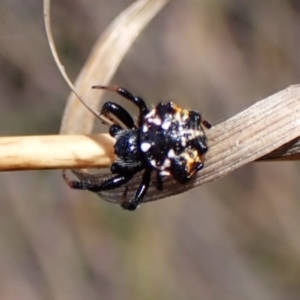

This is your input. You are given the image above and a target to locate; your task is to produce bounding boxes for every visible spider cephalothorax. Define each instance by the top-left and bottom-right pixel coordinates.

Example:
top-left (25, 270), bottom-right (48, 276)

top-left (63, 86), bottom-right (211, 211)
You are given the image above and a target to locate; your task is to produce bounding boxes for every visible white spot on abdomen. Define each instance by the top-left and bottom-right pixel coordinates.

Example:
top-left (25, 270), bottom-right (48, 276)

top-left (181, 137), bottom-right (187, 147)
top-left (160, 170), bottom-right (170, 177)
top-left (145, 109), bottom-right (156, 119)
top-left (149, 117), bottom-right (162, 126)
top-left (162, 158), bottom-right (171, 168)
top-left (150, 159), bottom-right (157, 167)
top-left (141, 142), bottom-right (151, 152)
top-left (162, 120), bottom-right (171, 130)
top-left (168, 149), bottom-right (175, 158)
top-left (142, 125), bottom-right (148, 132)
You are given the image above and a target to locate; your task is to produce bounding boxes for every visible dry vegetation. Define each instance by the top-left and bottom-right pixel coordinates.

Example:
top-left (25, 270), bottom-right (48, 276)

top-left (1, 0), bottom-right (300, 300)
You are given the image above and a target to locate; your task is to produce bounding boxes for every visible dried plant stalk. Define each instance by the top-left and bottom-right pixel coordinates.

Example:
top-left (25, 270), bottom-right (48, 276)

top-left (0, 135), bottom-right (114, 171)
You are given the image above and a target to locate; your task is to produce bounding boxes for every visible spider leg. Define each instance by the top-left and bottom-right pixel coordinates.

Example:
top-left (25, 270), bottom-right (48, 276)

top-left (197, 161), bottom-right (204, 171)
top-left (186, 160), bottom-right (204, 183)
top-left (63, 170), bottom-right (134, 192)
top-left (108, 124), bottom-right (123, 137)
top-left (155, 171), bottom-right (163, 191)
top-left (92, 173), bottom-right (134, 191)
top-left (201, 119), bottom-right (212, 129)
top-left (92, 85), bottom-right (149, 126)
top-left (101, 101), bottom-right (135, 129)
top-left (171, 159), bottom-right (187, 184)
top-left (110, 162), bottom-right (144, 175)
top-left (170, 155), bottom-right (204, 185)
top-left (189, 111), bottom-right (209, 154)
top-left (121, 168), bottom-right (152, 211)
top-left (189, 111), bottom-right (212, 129)
top-left (170, 157), bottom-right (192, 184)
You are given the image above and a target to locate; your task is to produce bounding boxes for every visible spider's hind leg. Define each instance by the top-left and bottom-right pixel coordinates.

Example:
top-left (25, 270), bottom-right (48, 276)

top-left (155, 171), bottom-right (163, 191)
top-left (121, 168), bottom-right (152, 211)
top-left (63, 170), bottom-right (134, 192)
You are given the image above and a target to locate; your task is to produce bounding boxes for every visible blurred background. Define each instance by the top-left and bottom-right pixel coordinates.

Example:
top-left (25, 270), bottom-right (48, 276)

top-left (1, 0), bottom-right (300, 299)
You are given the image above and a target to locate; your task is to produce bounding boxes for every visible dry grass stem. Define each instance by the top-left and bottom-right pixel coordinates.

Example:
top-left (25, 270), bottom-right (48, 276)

top-left (0, 134), bottom-right (114, 171)
top-left (43, 0), bottom-right (103, 122)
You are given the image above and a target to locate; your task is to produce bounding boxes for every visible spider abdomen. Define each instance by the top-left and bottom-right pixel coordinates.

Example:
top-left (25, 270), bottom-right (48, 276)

top-left (139, 102), bottom-right (208, 183)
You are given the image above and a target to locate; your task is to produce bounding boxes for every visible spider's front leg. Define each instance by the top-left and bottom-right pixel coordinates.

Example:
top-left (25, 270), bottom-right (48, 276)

top-left (63, 170), bottom-right (134, 192)
top-left (101, 102), bottom-right (135, 129)
top-left (121, 168), bottom-right (152, 211)
top-left (93, 85), bottom-right (149, 126)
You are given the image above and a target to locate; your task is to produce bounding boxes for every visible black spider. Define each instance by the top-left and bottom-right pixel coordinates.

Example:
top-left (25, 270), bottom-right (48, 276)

top-left (63, 86), bottom-right (211, 211)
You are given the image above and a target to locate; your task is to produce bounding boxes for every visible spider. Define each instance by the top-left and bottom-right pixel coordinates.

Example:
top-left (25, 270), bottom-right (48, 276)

top-left (63, 86), bottom-right (212, 211)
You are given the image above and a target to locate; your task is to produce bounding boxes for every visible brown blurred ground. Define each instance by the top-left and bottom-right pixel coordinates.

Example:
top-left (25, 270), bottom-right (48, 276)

top-left (1, 0), bottom-right (300, 299)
